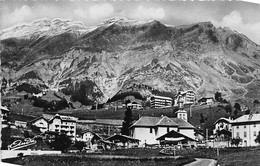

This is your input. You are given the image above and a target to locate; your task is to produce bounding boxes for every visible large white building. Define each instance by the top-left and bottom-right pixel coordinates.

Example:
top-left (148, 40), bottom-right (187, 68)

top-left (231, 114), bottom-right (260, 147)
top-left (130, 110), bottom-right (195, 145)
top-left (49, 114), bottom-right (78, 140)
top-left (31, 114), bottom-right (78, 140)
top-left (175, 90), bottom-right (196, 106)
top-left (150, 95), bottom-right (173, 108)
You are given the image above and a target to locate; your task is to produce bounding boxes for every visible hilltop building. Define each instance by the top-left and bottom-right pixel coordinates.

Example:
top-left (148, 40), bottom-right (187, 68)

top-left (198, 97), bottom-right (215, 105)
top-left (150, 95), bottom-right (173, 108)
top-left (231, 114), bottom-right (260, 147)
top-left (175, 90), bottom-right (196, 106)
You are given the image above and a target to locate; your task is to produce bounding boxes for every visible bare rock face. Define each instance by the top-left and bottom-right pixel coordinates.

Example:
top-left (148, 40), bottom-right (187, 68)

top-left (1, 18), bottom-right (260, 103)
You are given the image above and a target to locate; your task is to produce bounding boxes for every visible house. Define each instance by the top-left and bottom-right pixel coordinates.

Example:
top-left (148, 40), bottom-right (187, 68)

top-left (48, 114), bottom-right (78, 140)
top-left (105, 134), bottom-right (140, 148)
top-left (213, 117), bottom-right (233, 135)
top-left (175, 90), bottom-right (196, 106)
top-left (130, 110), bottom-right (195, 145)
top-left (14, 120), bottom-right (27, 128)
top-left (31, 116), bottom-right (49, 133)
top-left (231, 113), bottom-right (260, 147)
top-left (1, 105), bottom-right (10, 128)
top-left (150, 95), bottom-right (173, 108)
top-left (198, 97), bottom-right (215, 105)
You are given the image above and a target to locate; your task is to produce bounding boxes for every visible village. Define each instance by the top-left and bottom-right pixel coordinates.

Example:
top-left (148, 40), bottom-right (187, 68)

top-left (1, 89), bottom-right (260, 165)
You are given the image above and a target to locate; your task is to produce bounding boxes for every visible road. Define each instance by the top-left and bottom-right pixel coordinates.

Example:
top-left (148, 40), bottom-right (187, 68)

top-left (184, 158), bottom-right (217, 166)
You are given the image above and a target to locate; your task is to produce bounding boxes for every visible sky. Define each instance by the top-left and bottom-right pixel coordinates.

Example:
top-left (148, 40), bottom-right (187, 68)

top-left (0, 0), bottom-right (260, 45)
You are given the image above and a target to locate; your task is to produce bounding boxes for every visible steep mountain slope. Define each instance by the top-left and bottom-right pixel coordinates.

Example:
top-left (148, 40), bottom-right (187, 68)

top-left (1, 18), bottom-right (260, 104)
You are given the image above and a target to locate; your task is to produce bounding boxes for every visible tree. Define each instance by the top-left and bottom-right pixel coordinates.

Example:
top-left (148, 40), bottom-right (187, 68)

top-left (74, 141), bottom-right (86, 152)
top-left (255, 131), bottom-right (260, 144)
top-left (253, 99), bottom-right (260, 106)
top-left (46, 133), bottom-right (72, 152)
top-left (121, 105), bottom-right (133, 136)
top-left (215, 92), bottom-right (222, 102)
top-left (224, 103), bottom-right (233, 114)
top-left (234, 103), bottom-right (241, 111)
top-left (231, 138), bottom-right (242, 147)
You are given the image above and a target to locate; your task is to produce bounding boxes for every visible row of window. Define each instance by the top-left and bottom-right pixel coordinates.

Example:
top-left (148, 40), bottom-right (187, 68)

top-left (236, 131), bottom-right (258, 138)
top-left (236, 124), bottom-right (257, 129)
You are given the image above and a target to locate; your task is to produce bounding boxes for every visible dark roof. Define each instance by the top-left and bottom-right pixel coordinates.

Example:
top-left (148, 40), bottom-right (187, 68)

top-left (95, 119), bottom-right (124, 126)
top-left (105, 134), bottom-right (140, 143)
top-left (131, 116), bottom-right (194, 129)
top-left (214, 117), bottom-right (233, 124)
top-left (30, 116), bottom-right (48, 123)
top-left (171, 118), bottom-right (195, 129)
top-left (131, 116), bottom-right (178, 127)
top-left (156, 130), bottom-right (197, 142)
top-left (9, 114), bottom-right (36, 123)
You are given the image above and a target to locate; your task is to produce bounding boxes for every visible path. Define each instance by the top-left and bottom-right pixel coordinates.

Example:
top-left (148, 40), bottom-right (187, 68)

top-left (184, 158), bottom-right (217, 166)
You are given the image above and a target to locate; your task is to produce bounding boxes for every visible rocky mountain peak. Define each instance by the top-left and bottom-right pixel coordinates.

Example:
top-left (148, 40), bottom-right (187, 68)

top-left (1, 18), bottom-right (260, 104)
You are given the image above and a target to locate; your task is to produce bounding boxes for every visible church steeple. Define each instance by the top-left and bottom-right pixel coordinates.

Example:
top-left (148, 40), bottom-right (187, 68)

top-left (176, 100), bottom-right (187, 122)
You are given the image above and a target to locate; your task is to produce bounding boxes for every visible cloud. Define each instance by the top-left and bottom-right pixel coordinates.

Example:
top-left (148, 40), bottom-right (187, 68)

top-left (130, 5), bottom-right (165, 20)
top-left (89, 3), bottom-right (114, 19)
top-left (4, 5), bottom-right (33, 26)
top-left (213, 11), bottom-right (260, 45)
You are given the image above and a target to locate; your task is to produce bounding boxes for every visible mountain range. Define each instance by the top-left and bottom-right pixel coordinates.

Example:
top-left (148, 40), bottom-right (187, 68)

top-left (1, 17), bottom-right (260, 104)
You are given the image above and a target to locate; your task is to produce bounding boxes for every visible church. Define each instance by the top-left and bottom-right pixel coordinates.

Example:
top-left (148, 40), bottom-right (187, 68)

top-left (130, 102), bottom-right (196, 145)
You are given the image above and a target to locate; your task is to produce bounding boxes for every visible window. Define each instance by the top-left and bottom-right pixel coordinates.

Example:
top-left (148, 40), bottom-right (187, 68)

top-left (150, 128), bottom-right (153, 133)
top-left (236, 132), bottom-right (239, 138)
top-left (244, 126), bottom-right (246, 128)
top-left (244, 132), bottom-right (247, 138)
top-left (254, 131), bottom-right (257, 136)
top-left (236, 126), bottom-right (239, 129)
top-left (254, 124), bottom-right (256, 127)
top-left (167, 127), bottom-right (170, 133)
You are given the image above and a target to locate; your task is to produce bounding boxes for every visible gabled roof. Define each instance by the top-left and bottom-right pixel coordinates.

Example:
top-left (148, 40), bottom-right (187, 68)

top-left (232, 114), bottom-right (260, 124)
top-left (95, 119), bottom-right (124, 126)
top-left (31, 116), bottom-right (48, 123)
top-left (1, 105), bottom-right (9, 112)
top-left (156, 130), bottom-right (197, 142)
top-left (130, 116), bottom-right (195, 129)
top-left (171, 118), bottom-right (195, 129)
top-left (49, 114), bottom-right (78, 123)
top-left (214, 117), bottom-right (233, 124)
top-left (106, 134), bottom-right (140, 143)
top-left (156, 116), bottom-right (178, 126)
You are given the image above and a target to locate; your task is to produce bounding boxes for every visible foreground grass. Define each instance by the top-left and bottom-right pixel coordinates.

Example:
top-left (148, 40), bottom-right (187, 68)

top-left (176, 147), bottom-right (260, 166)
top-left (3, 155), bottom-right (194, 166)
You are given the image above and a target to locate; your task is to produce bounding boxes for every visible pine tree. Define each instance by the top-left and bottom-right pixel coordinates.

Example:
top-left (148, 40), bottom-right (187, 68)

top-left (121, 106), bottom-right (133, 136)
top-left (255, 131), bottom-right (260, 144)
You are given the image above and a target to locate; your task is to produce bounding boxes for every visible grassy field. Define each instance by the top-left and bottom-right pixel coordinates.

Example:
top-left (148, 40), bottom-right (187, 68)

top-left (176, 147), bottom-right (260, 166)
top-left (3, 147), bottom-right (260, 166)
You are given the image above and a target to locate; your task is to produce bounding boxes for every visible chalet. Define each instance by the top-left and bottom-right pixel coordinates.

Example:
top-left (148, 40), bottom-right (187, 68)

top-left (231, 114), bottom-right (260, 147)
top-left (31, 116), bottom-right (49, 133)
top-left (213, 117), bottom-right (233, 135)
top-left (198, 97), bottom-right (215, 105)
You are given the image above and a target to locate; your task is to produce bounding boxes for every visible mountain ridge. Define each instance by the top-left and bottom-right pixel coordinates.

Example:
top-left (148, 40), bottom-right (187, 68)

top-left (1, 17), bottom-right (260, 104)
